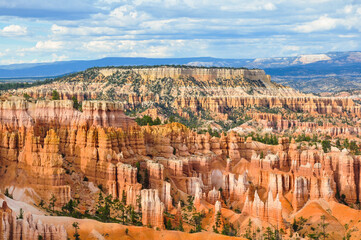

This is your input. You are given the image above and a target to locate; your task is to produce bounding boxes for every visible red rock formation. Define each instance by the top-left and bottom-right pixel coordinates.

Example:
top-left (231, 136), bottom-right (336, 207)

top-left (0, 99), bottom-right (144, 205)
top-left (207, 187), bottom-right (221, 204)
top-left (337, 150), bottom-right (358, 204)
top-left (194, 184), bottom-right (202, 211)
top-left (243, 190), bottom-right (283, 228)
top-left (2, 97), bottom-right (361, 237)
top-left (249, 112), bottom-right (361, 137)
top-left (116, 162), bottom-right (139, 194)
top-left (18, 129), bottom-right (71, 205)
top-left (160, 181), bottom-right (172, 211)
top-left (292, 176), bottom-right (309, 211)
top-left (146, 160), bottom-right (164, 180)
top-left (227, 172), bottom-right (250, 202)
top-left (0, 99), bottom-right (359, 212)
top-left (251, 153), bottom-right (280, 171)
top-left (141, 189), bottom-right (164, 229)
top-left (228, 132), bottom-right (242, 161)
top-left (187, 177), bottom-right (204, 197)
top-left (174, 202), bottom-right (182, 226)
top-left (0, 201), bottom-right (67, 240)
top-left (166, 159), bottom-right (183, 176)
top-left (268, 172), bottom-right (290, 196)
top-left (215, 200), bottom-right (221, 214)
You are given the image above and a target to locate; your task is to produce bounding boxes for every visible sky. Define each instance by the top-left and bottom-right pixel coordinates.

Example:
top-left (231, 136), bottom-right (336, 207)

top-left (0, 0), bottom-right (361, 65)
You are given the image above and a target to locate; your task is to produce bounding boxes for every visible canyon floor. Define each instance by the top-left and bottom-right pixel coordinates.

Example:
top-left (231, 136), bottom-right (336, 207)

top-left (1, 66), bottom-right (361, 239)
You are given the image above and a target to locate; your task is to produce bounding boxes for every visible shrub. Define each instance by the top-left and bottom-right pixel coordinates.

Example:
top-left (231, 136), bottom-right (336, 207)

top-left (23, 93), bottom-right (31, 100)
top-left (135, 115), bottom-right (162, 126)
top-left (17, 208), bottom-right (24, 219)
top-left (49, 194), bottom-right (57, 212)
top-left (4, 188), bottom-right (13, 199)
top-left (72, 222), bottom-right (80, 240)
top-left (321, 140), bottom-right (331, 153)
top-left (165, 219), bottom-right (172, 230)
top-left (39, 200), bottom-right (45, 208)
top-left (72, 96), bottom-right (80, 110)
top-left (51, 90), bottom-right (60, 100)
top-left (234, 208), bottom-right (242, 214)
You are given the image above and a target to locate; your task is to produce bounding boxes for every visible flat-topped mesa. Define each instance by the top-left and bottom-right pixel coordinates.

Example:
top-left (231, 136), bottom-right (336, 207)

top-left (16, 67), bottom-right (361, 120)
top-left (18, 66), bottom-right (301, 104)
top-left (120, 67), bottom-right (273, 84)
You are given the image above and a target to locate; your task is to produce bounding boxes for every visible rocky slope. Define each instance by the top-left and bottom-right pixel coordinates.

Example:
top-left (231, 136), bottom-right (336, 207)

top-left (8, 66), bottom-right (361, 131)
top-left (13, 66), bottom-right (295, 99)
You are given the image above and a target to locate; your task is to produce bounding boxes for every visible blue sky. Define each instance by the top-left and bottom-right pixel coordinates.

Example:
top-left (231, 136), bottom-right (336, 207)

top-left (0, 0), bottom-right (361, 64)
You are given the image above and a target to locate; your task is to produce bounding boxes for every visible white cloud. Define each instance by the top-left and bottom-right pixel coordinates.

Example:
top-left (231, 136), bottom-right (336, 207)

top-left (338, 34), bottom-right (358, 38)
top-left (294, 15), bottom-right (338, 33)
top-left (82, 39), bottom-right (201, 57)
top-left (134, 0), bottom-right (278, 12)
top-left (108, 5), bottom-right (150, 25)
top-left (34, 40), bottom-right (64, 50)
top-left (263, 3), bottom-right (276, 11)
top-left (343, 5), bottom-right (353, 14)
top-left (98, 0), bottom-right (124, 4)
top-left (0, 0), bottom-right (99, 20)
top-left (220, 1), bottom-right (277, 12)
top-left (140, 18), bottom-right (206, 34)
top-left (51, 24), bottom-right (118, 36)
top-left (51, 24), bottom-right (68, 34)
top-left (0, 25), bottom-right (27, 37)
top-left (51, 53), bottom-right (68, 61)
top-left (283, 45), bottom-right (300, 51)
top-left (357, 7), bottom-right (361, 15)
top-left (1, 0), bottom-right (361, 63)
top-left (83, 40), bottom-right (117, 52)
top-left (0, 59), bottom-right (26, 65)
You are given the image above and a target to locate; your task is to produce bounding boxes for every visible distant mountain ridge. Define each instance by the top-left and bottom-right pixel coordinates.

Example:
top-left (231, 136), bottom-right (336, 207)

top-left (0, 51), bottom-right (359, 78)
top-left (1, 51), bottom-right (361, 93)
top-left (0, 57), bottom-right (235, 78)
